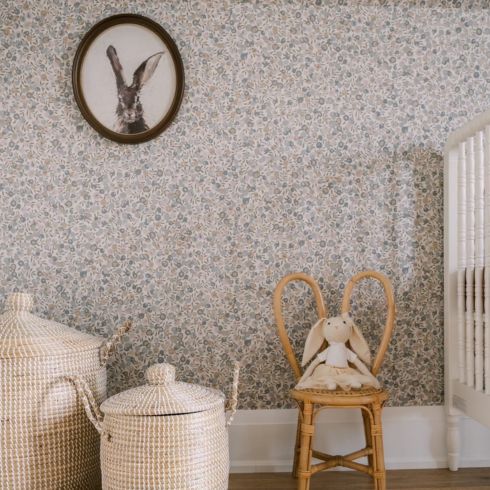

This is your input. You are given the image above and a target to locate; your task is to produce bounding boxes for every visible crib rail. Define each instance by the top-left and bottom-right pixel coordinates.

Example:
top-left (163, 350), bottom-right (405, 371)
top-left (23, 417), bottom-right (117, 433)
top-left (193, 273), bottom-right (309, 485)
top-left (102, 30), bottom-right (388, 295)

top-left (445, 110), bottom-right (490, 398)
top-left (444, 110), bottom-right (490, 471)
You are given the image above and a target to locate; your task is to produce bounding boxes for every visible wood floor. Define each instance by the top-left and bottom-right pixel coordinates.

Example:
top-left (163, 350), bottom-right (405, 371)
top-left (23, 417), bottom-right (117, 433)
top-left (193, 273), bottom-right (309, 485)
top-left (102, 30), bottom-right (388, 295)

top-left (229, 468), bottom-right (490, 489)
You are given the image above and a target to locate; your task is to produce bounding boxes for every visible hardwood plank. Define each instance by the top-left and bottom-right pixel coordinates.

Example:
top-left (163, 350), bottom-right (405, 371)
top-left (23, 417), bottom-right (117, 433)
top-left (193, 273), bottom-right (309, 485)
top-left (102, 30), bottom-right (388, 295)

top-left (229, 468), bottom-right (490, 489)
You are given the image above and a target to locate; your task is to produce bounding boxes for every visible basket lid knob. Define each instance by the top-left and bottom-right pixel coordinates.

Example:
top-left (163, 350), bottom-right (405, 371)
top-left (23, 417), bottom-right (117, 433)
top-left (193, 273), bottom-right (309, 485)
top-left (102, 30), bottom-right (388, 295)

top-left (146, 363), bottom-right (175, 385)
top-left (5, 293), bottom-right (34, 312)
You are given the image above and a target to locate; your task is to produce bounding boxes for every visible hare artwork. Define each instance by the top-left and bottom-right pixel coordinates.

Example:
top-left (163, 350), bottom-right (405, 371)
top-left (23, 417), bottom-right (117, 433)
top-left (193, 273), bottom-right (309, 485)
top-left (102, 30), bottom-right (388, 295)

top-left (297, 312), bottom-right (380, 391)
top-left (106, 45), bottom-right (164, 134)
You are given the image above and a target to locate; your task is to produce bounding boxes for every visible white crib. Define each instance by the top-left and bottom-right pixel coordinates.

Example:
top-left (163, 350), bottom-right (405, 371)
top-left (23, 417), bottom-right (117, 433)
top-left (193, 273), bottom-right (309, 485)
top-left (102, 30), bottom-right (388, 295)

top-left (445, 109), bottom-right (490, 471)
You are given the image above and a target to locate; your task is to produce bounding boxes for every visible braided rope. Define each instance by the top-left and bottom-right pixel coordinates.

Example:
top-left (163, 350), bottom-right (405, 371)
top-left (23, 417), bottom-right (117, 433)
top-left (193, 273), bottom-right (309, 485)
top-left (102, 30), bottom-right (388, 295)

top-left (65, 375), bottom-right (110, 440)
top-left (99, 320), bottom-right (132, 366)
top-left (225, 361), bottom-right (240, 427)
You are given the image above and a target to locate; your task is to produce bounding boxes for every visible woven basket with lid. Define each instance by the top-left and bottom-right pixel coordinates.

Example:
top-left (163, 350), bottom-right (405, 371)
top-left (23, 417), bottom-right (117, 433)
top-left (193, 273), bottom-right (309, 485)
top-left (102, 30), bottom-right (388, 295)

top-left (72, 362), bottom-right (239, 490)
top-left (0, 292), bottom-right (131, 490)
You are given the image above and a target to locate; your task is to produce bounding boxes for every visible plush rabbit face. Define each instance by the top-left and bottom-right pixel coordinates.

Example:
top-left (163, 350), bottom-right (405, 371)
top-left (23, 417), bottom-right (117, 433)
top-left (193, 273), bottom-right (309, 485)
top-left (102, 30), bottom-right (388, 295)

top-left (322, 314), bottom-right (354, 344)
top-left (301, 312), bottom-right (372, 367)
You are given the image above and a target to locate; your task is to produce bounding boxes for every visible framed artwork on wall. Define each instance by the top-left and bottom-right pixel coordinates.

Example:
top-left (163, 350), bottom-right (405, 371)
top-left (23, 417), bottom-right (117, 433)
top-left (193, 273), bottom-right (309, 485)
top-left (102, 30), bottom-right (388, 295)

top-left (72, 14), bottom-right (184, 144)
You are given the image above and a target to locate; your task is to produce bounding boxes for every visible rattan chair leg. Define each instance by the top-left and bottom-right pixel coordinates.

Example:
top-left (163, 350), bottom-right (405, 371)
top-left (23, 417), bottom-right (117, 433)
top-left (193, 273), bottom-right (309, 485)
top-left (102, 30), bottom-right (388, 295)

top-left (362, 408), bottom-right (374, 469)
top-left (372, 402), bottom-right (386, 490)
top-left (293, 411), bottom-right (302, 478)
top-left (297, 403), bottom-right (314, 490)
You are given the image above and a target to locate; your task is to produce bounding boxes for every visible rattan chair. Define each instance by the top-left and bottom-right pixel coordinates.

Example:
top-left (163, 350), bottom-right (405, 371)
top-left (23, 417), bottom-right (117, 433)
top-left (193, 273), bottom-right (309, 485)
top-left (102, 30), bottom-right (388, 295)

top-left (273, 270), bottom-right (395, 490)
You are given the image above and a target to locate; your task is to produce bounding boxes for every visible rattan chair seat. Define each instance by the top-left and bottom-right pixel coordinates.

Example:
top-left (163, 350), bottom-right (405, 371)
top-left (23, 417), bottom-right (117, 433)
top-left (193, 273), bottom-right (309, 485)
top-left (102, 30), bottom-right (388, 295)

top-left (291, 386), bottom-right (388, 406)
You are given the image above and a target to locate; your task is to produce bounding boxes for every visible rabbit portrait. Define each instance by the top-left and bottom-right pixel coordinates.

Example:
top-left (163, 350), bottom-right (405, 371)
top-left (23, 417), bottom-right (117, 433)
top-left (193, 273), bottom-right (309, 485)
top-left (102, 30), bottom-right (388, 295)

top-left (297, 312), bottom-right (380, 391)
top-left (106, 45), bottom-right (165, 134)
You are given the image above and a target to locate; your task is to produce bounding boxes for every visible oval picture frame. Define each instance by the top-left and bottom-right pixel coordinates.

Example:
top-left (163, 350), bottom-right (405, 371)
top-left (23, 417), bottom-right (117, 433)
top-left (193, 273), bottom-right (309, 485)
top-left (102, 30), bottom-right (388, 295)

top-left (72, 14), bottom-right (184, 144)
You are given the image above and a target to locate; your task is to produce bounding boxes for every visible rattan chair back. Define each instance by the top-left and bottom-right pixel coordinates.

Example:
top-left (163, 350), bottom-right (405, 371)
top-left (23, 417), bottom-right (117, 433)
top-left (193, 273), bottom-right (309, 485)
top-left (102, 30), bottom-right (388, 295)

top-left (273, 270), bottom-right (395, 379)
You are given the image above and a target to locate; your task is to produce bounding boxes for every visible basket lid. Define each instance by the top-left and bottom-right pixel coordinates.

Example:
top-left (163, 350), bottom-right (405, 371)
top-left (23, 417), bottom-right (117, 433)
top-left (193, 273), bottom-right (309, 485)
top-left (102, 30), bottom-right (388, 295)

top-left (0, 293), bottom-right (103, 359)
top-left (100, 363), bottom-right (225, 416)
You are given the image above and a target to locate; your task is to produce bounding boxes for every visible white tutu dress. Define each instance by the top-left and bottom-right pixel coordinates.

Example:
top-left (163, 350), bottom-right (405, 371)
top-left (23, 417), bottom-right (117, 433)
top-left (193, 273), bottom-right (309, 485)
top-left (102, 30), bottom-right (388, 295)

top-left (296, 342), bottom-right (379, 391)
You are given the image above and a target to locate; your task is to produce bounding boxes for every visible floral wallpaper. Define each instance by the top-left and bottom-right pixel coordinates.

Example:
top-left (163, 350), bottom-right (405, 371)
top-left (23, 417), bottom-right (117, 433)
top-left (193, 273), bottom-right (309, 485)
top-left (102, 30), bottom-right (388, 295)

top-left (1, 0), bottom-right (489, 408)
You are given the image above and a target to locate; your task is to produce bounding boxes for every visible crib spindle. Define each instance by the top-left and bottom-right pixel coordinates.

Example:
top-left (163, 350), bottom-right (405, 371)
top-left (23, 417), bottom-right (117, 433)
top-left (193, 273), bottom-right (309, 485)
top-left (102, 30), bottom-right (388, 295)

top-left (466, 136), bottom-right (476, 388)
top-left (474, 131), bottom-right (484, 392)
top-left (485, 126), bottom-right (490, 394)
top-left (458, 141), bottom-right (467, 384)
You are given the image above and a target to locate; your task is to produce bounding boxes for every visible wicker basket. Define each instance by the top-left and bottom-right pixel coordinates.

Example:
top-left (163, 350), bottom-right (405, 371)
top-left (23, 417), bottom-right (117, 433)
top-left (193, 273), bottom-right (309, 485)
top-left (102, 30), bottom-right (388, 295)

top-left (70, 362), bottom-right (240, 490)
top-left (0, 292), bottom-right (131, 490)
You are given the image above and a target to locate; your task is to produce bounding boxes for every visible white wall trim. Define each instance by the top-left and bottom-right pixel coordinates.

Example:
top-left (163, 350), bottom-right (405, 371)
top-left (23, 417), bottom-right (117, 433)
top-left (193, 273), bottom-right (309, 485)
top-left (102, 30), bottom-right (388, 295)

top-left (229, 406), bottom-right (490, 473)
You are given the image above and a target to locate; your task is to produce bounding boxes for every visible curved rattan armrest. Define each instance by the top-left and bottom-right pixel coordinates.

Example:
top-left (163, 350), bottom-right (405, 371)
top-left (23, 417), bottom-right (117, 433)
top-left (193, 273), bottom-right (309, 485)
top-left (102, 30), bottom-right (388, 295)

top-left (273, 273), bottom-right (328, 380)
top-left (341, 270), bottom-right (396, 376)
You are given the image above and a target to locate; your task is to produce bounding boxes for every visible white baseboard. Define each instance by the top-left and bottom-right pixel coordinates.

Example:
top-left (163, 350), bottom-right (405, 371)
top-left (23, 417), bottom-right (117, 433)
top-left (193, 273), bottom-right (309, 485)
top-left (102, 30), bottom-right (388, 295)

top-left (228, 406), bottom-right (490, 473)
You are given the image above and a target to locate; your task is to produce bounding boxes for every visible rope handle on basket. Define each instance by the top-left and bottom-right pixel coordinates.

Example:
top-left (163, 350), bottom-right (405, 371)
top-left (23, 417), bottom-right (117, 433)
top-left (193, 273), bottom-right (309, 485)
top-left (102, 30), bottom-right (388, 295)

top-left (65, 375), bottom-right (110, 441)
top-left (225, 361), bottom-right (240, 428)
top-left (99, 320), bottom-right (132, 367)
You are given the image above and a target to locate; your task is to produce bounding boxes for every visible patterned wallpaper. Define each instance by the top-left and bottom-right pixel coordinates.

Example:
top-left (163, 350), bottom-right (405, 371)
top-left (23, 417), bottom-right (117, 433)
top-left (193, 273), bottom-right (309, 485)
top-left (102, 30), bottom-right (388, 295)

top-left (1, 0), bottom-right (489, 408)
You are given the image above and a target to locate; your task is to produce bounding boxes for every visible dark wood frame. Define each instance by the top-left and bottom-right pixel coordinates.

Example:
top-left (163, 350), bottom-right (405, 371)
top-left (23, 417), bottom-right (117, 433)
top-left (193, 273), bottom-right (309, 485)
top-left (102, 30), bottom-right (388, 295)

top-left (72, 14), bottom-right (185, 144)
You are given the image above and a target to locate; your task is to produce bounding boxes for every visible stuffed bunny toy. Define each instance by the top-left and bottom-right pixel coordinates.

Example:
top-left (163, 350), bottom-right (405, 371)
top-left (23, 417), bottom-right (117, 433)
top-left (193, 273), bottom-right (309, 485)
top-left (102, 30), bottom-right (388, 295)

top-left (296, 312), bottom-right (380, 391)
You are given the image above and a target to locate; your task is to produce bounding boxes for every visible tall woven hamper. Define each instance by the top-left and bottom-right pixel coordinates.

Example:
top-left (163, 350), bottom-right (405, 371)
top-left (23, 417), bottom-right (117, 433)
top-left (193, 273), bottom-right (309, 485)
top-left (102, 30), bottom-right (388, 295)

top-left (0, 292), bottom-right (131, 490)
top-left (71, 362), bottom-right (239, 490)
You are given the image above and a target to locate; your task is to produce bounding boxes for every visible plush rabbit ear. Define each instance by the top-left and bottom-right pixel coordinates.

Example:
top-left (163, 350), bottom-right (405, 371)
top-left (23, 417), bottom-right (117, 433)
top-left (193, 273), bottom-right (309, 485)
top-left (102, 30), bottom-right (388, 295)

top-left (132, 52), bottom-right (164, 89)
top-left (106, 45), bottom-right (125, 89)
top-left (349, 323), bottom-right (371, 365)
top-left (301, 318), bottom-right (326, 366)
